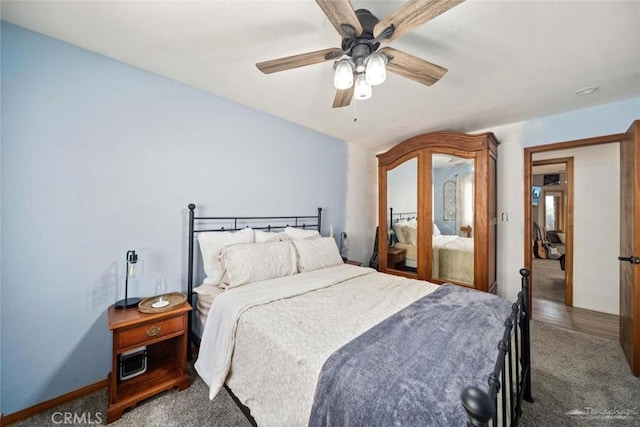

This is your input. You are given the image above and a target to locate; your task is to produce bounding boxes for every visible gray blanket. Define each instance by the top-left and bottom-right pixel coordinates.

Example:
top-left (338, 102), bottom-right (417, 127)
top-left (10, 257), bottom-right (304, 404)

top-left (308, 283), bottom-right (512, 427)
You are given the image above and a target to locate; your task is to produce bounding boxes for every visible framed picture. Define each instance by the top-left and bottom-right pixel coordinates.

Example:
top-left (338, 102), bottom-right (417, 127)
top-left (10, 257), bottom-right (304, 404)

top-left (443, 180), bottom-right (456, 221)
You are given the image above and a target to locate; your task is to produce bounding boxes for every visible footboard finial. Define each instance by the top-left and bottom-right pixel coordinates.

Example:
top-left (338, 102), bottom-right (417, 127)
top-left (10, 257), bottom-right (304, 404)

top-left (461, 386), bottom-right (494, 427)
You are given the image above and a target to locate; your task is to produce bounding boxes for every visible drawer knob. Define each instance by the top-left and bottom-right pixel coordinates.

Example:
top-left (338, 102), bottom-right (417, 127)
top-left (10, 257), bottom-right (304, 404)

top-left (146, 325), bottom-right (162, 337)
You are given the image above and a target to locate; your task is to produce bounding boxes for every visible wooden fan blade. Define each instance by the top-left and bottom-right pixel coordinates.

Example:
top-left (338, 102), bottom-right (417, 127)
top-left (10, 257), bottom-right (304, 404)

top-left (256, 48), bottom-right (343, 74)
top-left (333, 86), bottom-right (354, 108)
top-left (316, 0), bottom-right (363, 38)
top-left (374, 0), bottom-right (464, 43)
top-left (380, 47), bottom-right (447, 86)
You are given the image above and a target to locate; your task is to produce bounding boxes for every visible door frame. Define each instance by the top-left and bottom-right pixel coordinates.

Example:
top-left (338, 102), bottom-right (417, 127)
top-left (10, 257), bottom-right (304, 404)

top-left (523, 133), bottom-right (624, 314)
top-left (531, 157), bottom-right (574, 306)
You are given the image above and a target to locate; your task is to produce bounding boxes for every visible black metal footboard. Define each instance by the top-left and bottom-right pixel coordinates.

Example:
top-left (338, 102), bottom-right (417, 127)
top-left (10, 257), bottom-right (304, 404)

top-left (462, 269), bottom-right (534, 427)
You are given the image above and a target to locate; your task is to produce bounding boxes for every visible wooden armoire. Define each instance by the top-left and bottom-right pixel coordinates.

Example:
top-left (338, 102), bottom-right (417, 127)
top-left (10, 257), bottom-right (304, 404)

top-left (377, 131), bottom-right (499, 293)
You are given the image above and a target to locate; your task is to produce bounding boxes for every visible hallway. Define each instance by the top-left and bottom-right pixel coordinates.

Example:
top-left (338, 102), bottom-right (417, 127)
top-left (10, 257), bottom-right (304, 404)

top-left (533, 298), bottom-right (619, 341)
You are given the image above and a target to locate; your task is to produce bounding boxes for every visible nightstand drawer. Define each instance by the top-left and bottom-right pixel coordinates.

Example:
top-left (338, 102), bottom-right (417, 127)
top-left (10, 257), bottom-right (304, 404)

top-left (117, 315), bottom-right (184, 351)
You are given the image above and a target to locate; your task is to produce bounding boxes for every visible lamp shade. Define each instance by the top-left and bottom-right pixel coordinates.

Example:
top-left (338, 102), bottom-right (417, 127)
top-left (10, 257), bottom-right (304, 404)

top-left (115, 250), bottom-right (141, 309)
top-left (354, 73), bottom-right (372, 100)
top-left (334, 59), bottom-right (354, 90)
top-left (365, 53), bottom-right (387, 86)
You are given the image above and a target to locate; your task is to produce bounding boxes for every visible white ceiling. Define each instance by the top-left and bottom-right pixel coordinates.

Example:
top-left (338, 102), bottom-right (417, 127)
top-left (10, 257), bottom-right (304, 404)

top-left (2, 0), bottom-right (640, 149)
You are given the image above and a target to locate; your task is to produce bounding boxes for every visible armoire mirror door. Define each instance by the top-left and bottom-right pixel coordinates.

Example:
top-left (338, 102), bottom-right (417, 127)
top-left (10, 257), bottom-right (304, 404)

top-left (431, 152), bottom-right (475, 286)
top-left (379, 154), bottom-right (419, 279)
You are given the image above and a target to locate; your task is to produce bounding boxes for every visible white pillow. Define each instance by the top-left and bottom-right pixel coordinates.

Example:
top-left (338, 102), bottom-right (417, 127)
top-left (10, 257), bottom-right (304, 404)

top-left (284, 226), bottom-right (320, 240)
top-left (393, 220), bottom-right (408, 244)
top-left (197, 228), bottom-right (254, 285)
top-left (292, 237), bottom-right (344, 273)
top-left (219, 241), bottom-right (297, 288)
top-left (254, 229), bottom-right (289, 243)
top-left (433, 223), bottom-right (441, 236)
top-left (403, 226), bottom-right (418, 245)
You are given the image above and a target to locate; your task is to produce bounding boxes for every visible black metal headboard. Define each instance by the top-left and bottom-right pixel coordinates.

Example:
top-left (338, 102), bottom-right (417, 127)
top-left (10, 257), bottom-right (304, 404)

top-left (186, 203), bottom-right (322, 356)
top-left (389, 207), bottom-right (418, 229)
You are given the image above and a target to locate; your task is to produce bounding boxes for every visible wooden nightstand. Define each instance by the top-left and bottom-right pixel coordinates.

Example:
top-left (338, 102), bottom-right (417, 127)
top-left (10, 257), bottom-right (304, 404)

top-left (107, 303), bottom-right (192, 423)
top-left (387, 247), bottom-right (406, 269)
top-left (345, 259), bottom-right (362, 266)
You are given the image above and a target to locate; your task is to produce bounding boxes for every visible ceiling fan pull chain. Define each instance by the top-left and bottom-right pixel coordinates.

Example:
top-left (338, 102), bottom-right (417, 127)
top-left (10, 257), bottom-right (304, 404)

top-left (353, 98), bottom-right (358, 122)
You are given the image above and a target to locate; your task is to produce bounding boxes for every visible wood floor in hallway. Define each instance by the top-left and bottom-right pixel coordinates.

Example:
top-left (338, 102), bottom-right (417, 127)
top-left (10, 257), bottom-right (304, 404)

top-left (533, 297), bottom-right (619, 341)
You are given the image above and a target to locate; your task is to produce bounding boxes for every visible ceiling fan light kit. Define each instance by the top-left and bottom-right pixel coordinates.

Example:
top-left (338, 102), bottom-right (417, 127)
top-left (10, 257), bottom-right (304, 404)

top-left (334, 59), bottom-right (355, 90)
top-left (256, 0), bottom-right (464, 108)
top-left (364, 52), bottom-right (387, 86)
top-left (354, 73), bottom-right (372, 100)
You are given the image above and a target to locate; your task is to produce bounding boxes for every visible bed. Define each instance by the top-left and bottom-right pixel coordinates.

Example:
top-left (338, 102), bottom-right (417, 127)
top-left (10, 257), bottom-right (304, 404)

top-left (186, 204), bottom-right (532, 426)
top-left (432, 234), bottom-right (474, 283)
top-left (389, 208), bottom-right (418, 269)
top-left (390, 208), bottom-right (474, 283)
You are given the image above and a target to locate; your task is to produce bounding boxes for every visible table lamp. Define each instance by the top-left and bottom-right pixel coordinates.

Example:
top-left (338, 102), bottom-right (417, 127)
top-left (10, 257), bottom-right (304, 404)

top-left (115, 250), bottom-right (141, 309)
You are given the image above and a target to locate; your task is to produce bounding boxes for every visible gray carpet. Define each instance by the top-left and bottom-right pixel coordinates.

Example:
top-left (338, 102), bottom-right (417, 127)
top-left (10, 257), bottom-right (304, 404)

top-left (532, 258), bottom-right (565, 304)
top-left (14, 322), bottom-right (640, 426)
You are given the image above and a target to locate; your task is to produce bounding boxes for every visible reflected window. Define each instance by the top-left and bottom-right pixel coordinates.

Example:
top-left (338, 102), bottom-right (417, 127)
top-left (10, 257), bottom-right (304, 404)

top-left (544, 190), bottom-right (564, 231)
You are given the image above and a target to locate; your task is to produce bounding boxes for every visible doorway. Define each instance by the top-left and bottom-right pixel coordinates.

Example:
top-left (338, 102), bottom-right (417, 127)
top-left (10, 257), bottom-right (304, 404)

top-left (531, 158), bottom-right (572, 307)
top-left (524, 134), bottom-right (622, 340)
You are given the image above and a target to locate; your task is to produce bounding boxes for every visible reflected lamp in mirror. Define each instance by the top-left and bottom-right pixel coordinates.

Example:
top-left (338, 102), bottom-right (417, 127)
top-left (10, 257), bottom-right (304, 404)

top-left (115, 250), bottom-right (142, 309)
top-left (339, 232), bottom-right (349, 260)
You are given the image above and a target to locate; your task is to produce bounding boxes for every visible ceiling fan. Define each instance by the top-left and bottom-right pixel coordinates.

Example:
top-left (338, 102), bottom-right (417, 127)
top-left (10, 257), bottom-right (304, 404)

top-left (256, 0), bottom-right (464, 108)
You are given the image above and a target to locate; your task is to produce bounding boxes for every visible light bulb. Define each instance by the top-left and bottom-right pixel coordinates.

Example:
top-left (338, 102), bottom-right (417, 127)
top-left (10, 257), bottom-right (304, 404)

top-left (354, 73), bottom-right (372, 100)
top-left (127, 250), bottom-right (138, 278)
top-left (365, 53), bottom-right (387, 86)
top-left (334, 59), bottom-right (354, 90)
top-left (128, 262), bottom-right (137, 278)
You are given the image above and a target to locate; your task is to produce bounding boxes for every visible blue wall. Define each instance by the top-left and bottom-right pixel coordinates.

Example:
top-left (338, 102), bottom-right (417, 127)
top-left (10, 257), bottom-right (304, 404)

top-left (0, 23), bottom-right (347, 414)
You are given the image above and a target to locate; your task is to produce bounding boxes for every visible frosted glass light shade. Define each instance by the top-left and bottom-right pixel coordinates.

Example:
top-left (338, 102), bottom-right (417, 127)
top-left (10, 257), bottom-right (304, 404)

top-left (334, 59), bottom-right (354, 90)
top-left (365, 53), bottom-right (386, 86)
top-left (354, 74), bottom-right (372, 100)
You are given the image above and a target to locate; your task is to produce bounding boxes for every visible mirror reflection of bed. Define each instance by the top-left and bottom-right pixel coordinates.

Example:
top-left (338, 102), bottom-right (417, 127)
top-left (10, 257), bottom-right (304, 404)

top-left (389, 209), bottom-right (475, 284)
top-left (385, 153), bottom-right (476, 284)
top-left (389, 211), bottom-right (417, 272)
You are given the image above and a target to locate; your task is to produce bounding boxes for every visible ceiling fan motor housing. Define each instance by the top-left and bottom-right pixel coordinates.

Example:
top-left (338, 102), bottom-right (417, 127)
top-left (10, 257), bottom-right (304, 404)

top-left (341, 9), bottom-right (381, 58)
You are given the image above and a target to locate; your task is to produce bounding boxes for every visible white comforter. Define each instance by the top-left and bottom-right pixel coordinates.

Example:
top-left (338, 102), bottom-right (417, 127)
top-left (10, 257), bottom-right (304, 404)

top-left (195, 264), bottom-right (439, 426)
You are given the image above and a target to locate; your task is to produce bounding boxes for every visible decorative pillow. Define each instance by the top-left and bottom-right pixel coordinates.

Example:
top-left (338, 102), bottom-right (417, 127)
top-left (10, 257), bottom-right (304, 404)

top-left (197, 228), bottom-right (254, 285)
top-left (292, 237), bottom-right (344, 273)
top-left (219, 241), bottom-right (297, 288)
top-left (283, 226), bottom-right (320, 240)
top-left (254, 229), bottom-right (288, 243)
top-left (433, 223), bottom-right (441, 236)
